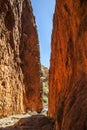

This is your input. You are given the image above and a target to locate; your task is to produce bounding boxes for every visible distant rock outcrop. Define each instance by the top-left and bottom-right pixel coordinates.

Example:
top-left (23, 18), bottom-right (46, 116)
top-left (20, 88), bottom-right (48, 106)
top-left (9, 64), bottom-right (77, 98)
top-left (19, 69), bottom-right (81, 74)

top-left (49, 0), bottom-right (87, 130)
top-left (0, 0), bottom-right (42, 117)
top-left (40, 65), bottom-right (49, 105)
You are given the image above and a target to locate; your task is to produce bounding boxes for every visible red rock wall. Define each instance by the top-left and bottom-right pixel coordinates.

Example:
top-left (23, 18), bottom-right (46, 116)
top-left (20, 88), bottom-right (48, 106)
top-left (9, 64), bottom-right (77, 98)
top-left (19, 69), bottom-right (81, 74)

top-left (49, 0), bottom-right (87, 130)
top-left (20, 0), bottom-right (42, 112)
top-left (0, 0), bottom-right (42, 117)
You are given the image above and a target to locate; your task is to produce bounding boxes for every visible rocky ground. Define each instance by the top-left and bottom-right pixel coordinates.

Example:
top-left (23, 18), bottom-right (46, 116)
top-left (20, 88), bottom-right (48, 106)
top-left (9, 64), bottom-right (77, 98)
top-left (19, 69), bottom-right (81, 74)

top-left (0, 107), bottom-right (48, 128)
top-left (0, 113), bottom-right (30, 128)
top-left (0, 111), bottom-right (54, 130)
top-left (0, 115), bottom-right (54, 130)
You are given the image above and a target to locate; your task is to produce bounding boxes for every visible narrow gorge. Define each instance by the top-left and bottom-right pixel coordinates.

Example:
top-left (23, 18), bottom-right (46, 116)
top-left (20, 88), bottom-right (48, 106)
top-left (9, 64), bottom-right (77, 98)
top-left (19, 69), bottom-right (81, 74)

top-left (0, 0), bottom-right (87, 130)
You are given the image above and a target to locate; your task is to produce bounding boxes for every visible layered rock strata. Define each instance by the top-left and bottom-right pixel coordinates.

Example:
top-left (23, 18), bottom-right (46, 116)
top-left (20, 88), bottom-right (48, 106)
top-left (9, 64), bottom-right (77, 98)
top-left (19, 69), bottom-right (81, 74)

top-left (0, 0), bottom-right (42, 117)
top-left (49, 0), bottom-right (87, 130)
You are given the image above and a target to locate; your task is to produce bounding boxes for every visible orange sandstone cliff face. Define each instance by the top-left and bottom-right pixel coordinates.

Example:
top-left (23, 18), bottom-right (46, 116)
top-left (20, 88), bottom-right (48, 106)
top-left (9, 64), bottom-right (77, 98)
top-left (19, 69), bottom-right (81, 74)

top-left (0, 0), bottom-right (42, 117)
top-left (20, 0), bottom-right (42, 112)
top-left (49, 0), bottom-right (87, 130)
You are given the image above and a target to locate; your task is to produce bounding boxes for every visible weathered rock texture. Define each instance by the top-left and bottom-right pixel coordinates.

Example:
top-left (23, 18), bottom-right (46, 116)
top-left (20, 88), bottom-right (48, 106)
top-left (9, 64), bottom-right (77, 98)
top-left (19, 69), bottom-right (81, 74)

top-left (49, 0), bottom-right (87, 130)
top-left (0, 0), bottom-right (42, 117)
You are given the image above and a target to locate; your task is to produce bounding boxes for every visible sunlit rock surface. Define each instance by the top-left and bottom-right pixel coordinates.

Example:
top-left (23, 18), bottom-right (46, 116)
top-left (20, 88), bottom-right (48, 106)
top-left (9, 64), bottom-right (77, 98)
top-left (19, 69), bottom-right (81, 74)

top-left (0, 0), bottom-right (42, 117)
top-left (49, 0), bottom-right (87, 130)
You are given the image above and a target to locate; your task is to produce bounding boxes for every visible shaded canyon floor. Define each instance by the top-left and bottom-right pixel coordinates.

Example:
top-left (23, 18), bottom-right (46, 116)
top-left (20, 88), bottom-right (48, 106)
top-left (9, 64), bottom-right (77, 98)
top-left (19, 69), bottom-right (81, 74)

top-left (0, 114), bottom-right (54, 130)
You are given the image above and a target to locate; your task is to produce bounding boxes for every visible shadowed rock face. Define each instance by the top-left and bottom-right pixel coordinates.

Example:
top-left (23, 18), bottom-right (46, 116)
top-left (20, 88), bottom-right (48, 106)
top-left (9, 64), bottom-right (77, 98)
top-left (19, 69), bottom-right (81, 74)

top-left (20, 0), bottom-right (42, 112)
top-left (49, 0), bottom-right (87, 130)
top-left (0, 0), bottom-right (42, 117)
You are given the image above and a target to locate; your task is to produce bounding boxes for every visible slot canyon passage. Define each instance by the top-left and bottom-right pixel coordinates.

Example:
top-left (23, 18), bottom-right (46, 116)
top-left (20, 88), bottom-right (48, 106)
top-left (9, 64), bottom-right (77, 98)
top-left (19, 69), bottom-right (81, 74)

top-left (0, 0), bottom-right (87, 130)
